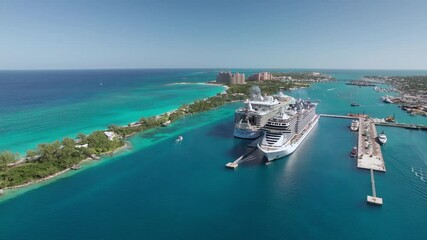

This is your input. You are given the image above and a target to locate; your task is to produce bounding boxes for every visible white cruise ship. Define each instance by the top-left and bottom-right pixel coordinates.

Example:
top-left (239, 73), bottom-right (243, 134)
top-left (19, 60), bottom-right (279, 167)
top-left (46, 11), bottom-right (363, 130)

top-left (257, 99), bottom-right (319, 161)
top-left (233, 88), bottom-right (294, 139)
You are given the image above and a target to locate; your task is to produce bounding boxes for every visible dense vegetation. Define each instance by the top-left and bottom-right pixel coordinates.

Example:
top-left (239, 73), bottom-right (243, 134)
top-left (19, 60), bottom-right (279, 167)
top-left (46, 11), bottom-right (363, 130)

top-left (0, 133), bottom-right (124, 188)
top-left (271, 72), bottom-right (334, 81)
top-left (388, 76), bottom-right (427, 92)
top-left (365, 75), bottom-right (427, 92)
top-left (0, 80), bottom-right (303, 189)
top-left (228, 80), bottom-right (307, 95)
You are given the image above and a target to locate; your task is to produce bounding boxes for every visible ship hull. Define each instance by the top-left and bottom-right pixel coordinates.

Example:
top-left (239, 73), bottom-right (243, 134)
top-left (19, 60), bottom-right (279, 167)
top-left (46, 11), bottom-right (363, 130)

top-left (233, 128), bottom-right (261, 139)
top-left (258, 115), bottom-right (319, 161)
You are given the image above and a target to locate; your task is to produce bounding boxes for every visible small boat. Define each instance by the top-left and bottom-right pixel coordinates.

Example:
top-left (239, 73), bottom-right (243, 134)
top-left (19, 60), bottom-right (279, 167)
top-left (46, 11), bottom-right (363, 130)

top-left (377, 131), bottom-right (387, 145)
top-left (350, 147), bottom-right (357, 157)
top-left (350, 103), bottom-right (360, 107)
top-left (349, 120), bottom-right (359, 131)
top-left (175, 136), bottom-right (184, 143)
top-left (347, 113), bottom-right (368, 118)
top-left (381, 96), bottom-right (393, 103)
top-left (384, 114), bottom-right (395, 122)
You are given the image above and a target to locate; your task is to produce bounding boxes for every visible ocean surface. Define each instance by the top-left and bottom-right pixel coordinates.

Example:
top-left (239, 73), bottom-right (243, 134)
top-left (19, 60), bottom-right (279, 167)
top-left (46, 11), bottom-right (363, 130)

top-left (0, 69), bottom-right (224, 154)
top-left (0, 69), bottom-right (426, 240)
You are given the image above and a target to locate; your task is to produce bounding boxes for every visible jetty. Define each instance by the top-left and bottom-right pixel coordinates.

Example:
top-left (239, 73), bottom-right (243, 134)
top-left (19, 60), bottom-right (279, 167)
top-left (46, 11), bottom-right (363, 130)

top-left (319, 114), bottom-right (358, 119)
top-left (375, 122), bottom-right (427, 131)
top-left (367, 168), bottom-right (383, 205)
top-left (226, 138), bottom-right (262, 169)
top-left (357, 118), bottom-right (385, 172)
top-left (320, 114), bottom-right (386, 172)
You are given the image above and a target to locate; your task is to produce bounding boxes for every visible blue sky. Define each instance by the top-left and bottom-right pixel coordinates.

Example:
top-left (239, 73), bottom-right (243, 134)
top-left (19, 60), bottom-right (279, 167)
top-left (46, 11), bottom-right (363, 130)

top-left (0, 0), bottom-right (426, 69)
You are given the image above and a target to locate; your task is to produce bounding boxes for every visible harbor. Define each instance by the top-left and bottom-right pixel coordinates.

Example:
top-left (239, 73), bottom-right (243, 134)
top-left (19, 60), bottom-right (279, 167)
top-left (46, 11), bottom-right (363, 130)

top-left (2, 69), bottom-right (427, 239)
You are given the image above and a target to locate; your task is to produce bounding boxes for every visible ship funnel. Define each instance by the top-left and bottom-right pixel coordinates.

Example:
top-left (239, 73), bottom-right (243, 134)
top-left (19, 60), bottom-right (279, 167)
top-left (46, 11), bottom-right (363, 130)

top-left (247, 102), bottom-right (254, 111)
top-left (250, 85), bottom-right (261, 96)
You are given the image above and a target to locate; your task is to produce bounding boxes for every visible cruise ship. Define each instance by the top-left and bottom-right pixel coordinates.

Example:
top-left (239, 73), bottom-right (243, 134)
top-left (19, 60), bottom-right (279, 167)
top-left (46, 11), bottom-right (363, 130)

top-left (257, 99), bottom-right (319, 161)
top-left (233, 89), bottom-right (294, 139)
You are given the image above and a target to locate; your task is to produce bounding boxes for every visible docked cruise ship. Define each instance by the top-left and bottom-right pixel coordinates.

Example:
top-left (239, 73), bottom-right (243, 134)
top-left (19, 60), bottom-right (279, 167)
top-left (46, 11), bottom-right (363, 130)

top-left (257, 99), bottom-right (319, 161)
top-left (234, 89), bottom-right (294, 139)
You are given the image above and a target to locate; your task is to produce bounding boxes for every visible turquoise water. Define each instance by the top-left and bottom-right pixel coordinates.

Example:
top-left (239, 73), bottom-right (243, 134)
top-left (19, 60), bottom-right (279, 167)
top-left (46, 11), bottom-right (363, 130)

top-left (0, 70), bottom-right (224, 154)
top-left (0, 69), bottom-right (426, 239)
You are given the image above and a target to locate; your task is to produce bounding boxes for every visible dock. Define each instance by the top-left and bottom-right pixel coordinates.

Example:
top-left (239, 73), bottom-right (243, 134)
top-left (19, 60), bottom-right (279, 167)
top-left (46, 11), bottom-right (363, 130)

top-left (357, 118), bottom-right (386, 172)
top-left (319, 114), bottom-right (358, 119)
top-left (226, 138), bottom-right (263, 169)
top-left (367, 168), bottom-right (383, 205)
top-left (375, 122), bottom-right (427, 131)
top-left (226, 155), bottom-right (242, 169)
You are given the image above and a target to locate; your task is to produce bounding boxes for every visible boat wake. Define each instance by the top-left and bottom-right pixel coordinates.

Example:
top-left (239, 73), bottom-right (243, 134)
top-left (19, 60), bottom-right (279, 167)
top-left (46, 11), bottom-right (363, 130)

top-left (411, 167), bottom-right (426, 183)
top-left (326, 88), bottom-right (336, 91)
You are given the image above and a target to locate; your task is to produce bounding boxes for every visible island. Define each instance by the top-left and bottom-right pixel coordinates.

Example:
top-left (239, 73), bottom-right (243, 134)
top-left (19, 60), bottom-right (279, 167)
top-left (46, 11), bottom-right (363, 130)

top-left (271, 72), bottom-right (335, 82)
top-left (0, 79), bottom-right (311, 191)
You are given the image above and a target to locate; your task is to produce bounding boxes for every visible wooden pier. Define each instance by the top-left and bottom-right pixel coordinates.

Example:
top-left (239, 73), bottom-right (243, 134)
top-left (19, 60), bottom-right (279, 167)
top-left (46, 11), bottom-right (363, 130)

top-left (367, 168), bottom-right (383, 205)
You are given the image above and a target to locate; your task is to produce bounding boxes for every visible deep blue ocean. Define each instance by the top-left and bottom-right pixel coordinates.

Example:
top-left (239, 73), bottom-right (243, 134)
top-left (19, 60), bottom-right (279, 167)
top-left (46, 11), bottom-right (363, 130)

top-left (0, 69), bottom-right (426, 240)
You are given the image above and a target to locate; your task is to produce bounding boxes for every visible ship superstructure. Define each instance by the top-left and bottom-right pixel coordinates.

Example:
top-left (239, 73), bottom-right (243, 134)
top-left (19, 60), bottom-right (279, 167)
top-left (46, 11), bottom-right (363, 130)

top-left (257, 99), bottom-right (319, 161)
top-left (233, 88), bottom-right (294, 139)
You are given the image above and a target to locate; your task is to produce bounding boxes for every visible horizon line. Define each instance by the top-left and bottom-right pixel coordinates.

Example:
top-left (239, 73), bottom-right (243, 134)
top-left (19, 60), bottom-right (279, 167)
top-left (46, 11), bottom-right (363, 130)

top-left (1, 67), bottom-right (427, 71)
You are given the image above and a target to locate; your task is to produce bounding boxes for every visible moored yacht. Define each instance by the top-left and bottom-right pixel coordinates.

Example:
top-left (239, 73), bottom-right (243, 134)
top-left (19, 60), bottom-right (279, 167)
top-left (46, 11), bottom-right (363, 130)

top-left (350, 146), bottom-right (357, 157)
top-left (377, 131), bottom-right (387, 145)
top-left (349, 120), bottom-right (359, 131)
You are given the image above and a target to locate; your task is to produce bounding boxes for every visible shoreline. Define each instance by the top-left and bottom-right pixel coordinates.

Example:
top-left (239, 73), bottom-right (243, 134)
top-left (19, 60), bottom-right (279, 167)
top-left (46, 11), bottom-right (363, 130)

top-left (0, 80), bottom-right (300, 197)
top-left (1, 142), bottom-right (131, 193)
top-left (1, 84), bottom-right (230, 196)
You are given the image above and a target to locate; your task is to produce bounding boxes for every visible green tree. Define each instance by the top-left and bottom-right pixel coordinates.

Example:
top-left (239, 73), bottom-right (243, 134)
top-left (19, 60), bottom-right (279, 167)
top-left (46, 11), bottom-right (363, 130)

top-left (76, 133), bottom-right (88, 144)
top-left (37, 141), bottom-right (61, 162)
top-left (0, 151), bottom-right (19, 170)
top-left (26, 149), bottom-right (39, 159)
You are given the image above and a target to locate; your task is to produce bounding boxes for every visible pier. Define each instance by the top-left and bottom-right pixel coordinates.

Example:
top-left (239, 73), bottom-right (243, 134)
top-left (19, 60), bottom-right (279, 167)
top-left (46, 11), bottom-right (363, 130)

top-left (357, 118), bottom-right (386, 172)
top-left (319, 114), bottom-right (358, 119)
top-left (226, 138), bottom-right (262, 169)
top-left (367, 168), bottom-right (383, 205)
top-left (321, 114), bottom-right (386, 171)
top-left (375, 122), bottom-right (427, 131)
